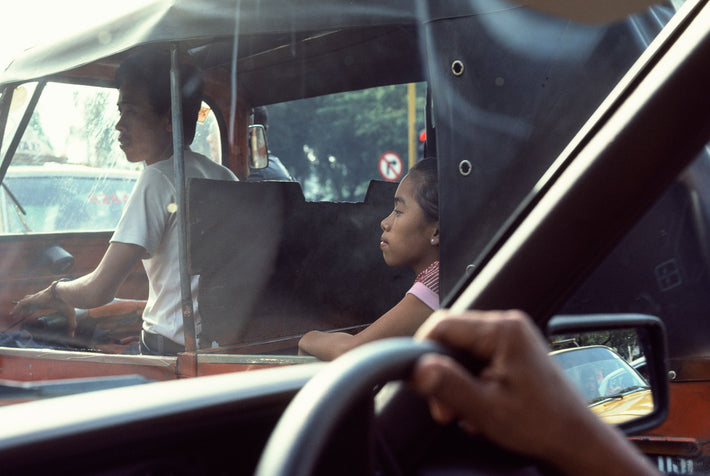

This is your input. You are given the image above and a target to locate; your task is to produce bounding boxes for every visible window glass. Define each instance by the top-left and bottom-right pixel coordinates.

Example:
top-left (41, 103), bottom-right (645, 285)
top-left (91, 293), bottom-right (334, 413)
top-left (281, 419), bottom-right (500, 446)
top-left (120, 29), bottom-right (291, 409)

top-left (267, 83), bottom-right (426, 202)
top-left (0, 170), bottom-right (137, 233)
top-left (191, 105), bottom-right (222, 164)
top-left (3, 82), bottom-right (126, 169)
top-left (0, 82), bottom-right (219, 233)
top-left (428, 2), bottom-right (682, 293)
top-left (551, 346), bottom-right (647, 403)
top-left (0, 82), bottom-right (137, 234)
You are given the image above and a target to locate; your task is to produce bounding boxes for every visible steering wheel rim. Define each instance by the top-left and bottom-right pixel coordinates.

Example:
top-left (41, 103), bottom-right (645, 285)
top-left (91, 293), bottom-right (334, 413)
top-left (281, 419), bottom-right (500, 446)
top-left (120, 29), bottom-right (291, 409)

top-left (256, 337), bottom-right (544, 476)
top-left (255, 337), bottom-right (441, 476)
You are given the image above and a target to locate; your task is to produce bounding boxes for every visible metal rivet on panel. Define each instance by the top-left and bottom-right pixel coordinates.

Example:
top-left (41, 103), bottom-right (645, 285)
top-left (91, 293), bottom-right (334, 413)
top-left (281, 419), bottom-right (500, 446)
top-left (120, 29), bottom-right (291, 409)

top-left (459, 160), bottom-right (472, 176)
top-left (451, 60), bottom-right (464, 77)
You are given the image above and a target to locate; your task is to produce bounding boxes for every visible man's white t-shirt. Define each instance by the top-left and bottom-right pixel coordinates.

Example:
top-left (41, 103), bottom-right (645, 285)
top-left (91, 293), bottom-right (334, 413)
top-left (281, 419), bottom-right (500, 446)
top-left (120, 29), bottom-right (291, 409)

top-left (111, 148), bottom-right (237, 345)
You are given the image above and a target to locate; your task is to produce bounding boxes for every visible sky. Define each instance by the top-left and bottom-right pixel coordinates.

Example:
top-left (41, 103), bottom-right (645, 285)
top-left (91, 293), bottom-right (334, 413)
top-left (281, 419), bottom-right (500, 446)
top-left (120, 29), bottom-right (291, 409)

top-left (0, 0), bottom-right (157, 71)
top-left (0, 1), bottom-right (85, 70)
top-left (0, 0), bottom-right (156, 164)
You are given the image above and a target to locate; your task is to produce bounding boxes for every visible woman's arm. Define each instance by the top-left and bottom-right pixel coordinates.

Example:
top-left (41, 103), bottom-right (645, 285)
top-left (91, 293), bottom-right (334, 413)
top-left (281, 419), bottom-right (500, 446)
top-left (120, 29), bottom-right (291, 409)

top-left (298, 293), bottom-right (434, 360)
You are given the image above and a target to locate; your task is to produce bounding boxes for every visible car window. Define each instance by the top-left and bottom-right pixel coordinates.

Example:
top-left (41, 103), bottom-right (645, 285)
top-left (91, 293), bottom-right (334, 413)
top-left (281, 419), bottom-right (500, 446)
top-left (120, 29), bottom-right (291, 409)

top-left (0, 82), bottom-right (221, 233)
top-left (267, 83), bottom-right (426, 201)
top-left (431, 2), bottom-right (683, 293)
top-left (191, 106), bottom-right (223, 165)
top-left (0, 0), bottom-right (697, 386)
top-left (552, 346), bottom-right (647, 402)
top-left (0, 3), bottom-right (708, 474)
top-left (2, 82), bottom-right (124, 169)
top-left (0, 82), bottom-right (135, 233)
top-left (0, 167), bottom-right (138, 234)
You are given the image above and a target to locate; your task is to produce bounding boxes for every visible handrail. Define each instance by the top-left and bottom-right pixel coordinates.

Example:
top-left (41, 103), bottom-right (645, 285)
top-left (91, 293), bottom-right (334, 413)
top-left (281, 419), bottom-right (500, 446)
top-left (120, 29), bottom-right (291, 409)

top-left (170, 45), bottom-right (197, 353)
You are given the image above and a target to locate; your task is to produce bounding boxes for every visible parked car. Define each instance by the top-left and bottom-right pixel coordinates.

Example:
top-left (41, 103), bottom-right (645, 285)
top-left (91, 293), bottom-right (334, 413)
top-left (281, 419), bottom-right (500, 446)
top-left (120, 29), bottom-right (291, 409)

top-left (0, 0), bottom-right (709, 473)
top-left (0, 164), bottom-right (138, 234)
top-left (551, 345), bottom-right (652, 425)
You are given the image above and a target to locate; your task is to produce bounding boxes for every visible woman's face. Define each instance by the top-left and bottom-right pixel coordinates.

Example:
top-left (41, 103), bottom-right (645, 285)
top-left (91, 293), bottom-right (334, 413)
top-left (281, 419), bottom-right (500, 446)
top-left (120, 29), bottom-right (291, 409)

top-left (380, 174), bottom-right (439, 274)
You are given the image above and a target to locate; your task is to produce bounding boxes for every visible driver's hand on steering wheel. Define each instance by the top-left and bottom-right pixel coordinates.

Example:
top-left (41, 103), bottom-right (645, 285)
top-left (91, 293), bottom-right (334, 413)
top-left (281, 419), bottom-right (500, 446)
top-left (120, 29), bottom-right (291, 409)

top-left (410, 309), bottom-right (660, 476)
top-left (11, 286), bottom-right (77, 337)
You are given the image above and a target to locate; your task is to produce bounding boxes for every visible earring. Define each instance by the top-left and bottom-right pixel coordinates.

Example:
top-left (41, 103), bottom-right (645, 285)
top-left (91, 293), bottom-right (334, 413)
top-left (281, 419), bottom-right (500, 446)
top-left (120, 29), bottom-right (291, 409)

top-left (431, 238), bottom-right (435, 244)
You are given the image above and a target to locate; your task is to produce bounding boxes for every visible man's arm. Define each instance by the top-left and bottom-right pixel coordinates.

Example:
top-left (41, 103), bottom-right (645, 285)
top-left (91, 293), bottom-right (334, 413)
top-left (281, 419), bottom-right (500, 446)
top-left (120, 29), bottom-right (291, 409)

top-left (11, 242), bottom-right (146, 330)
top-left (53, 242), bottom-right (146, 309)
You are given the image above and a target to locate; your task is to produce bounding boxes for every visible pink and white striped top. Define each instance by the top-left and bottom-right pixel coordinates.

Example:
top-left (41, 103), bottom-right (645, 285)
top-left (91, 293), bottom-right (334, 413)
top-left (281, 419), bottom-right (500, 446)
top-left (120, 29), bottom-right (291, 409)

top-left (406, 260), bottom-right (439, 310)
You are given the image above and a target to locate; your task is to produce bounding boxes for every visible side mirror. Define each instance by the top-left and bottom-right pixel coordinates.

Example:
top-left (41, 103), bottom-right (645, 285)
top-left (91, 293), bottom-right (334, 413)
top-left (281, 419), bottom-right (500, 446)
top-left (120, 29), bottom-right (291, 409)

top-left (248, 124), bottom-right (269, 170)
top-left (546, 313), bottom-right (668, 435)
top-left (39, 244), bottom-right (74, 275)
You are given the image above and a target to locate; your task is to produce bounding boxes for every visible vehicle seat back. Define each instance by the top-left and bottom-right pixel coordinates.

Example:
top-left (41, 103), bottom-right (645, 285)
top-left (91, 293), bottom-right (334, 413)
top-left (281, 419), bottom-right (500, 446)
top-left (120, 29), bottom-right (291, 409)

top-left (188, 179), bottom-right (412, 347)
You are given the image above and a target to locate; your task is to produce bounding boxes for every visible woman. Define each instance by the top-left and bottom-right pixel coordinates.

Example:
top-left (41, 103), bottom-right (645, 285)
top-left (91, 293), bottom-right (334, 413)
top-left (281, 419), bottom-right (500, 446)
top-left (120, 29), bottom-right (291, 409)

top-left (298, 158), bottom-right (439, 360)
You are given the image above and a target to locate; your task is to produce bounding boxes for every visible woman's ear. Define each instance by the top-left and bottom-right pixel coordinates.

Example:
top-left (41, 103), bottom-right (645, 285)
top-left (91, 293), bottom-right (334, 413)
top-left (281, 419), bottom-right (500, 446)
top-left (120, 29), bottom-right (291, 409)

top-left (430, 224), bottom-right (440, 246)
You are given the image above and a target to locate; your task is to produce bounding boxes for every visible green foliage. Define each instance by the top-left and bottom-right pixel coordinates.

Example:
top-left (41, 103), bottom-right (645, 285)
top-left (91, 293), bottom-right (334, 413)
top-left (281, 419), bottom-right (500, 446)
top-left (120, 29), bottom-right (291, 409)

top-left (267, 83), bottom-right (426, 201)
top-left (553, 328), bottom-right (640, 361)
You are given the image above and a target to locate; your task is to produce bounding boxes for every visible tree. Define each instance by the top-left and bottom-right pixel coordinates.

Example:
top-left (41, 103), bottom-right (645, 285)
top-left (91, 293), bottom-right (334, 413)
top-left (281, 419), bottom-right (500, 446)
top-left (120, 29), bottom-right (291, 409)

top-left (554, 329), bottom-right (640, 361)
top-left (267, 83), bottom-right (425, 201)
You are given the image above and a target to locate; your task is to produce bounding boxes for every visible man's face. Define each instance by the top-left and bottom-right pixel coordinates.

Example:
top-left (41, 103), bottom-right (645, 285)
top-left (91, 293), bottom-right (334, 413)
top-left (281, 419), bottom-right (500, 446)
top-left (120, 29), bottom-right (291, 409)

top-left (115, 80), bottom-right (172, 165)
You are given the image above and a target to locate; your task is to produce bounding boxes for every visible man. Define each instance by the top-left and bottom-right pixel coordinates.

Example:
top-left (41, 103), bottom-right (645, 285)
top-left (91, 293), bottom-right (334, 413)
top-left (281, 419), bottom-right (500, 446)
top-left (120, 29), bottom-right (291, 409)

top-left (12, 50), bottom-right (237, 355)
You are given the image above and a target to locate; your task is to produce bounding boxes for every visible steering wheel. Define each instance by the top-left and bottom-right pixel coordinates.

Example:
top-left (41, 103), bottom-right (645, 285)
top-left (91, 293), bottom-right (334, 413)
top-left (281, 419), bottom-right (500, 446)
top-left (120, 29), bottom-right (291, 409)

top-left (255, 337), bottom-right (543, 476)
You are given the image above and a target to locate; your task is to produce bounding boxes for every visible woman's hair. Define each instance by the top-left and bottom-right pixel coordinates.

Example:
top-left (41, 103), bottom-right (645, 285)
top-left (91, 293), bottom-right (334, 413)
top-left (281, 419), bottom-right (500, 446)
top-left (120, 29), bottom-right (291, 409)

top-left (407, 157), bottom-right (438, 223)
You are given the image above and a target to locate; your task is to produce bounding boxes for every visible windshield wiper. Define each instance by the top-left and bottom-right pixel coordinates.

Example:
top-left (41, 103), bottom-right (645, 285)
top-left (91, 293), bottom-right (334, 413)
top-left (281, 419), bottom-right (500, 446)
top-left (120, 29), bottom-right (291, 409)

top-left (1, 182), bottom-right (31, 233)
top-left (589, 394), bottom-right (622, 404)
top-left (589, 385), bottom-right (651, 404)
top-left (613, 385), bottom-right (650, 396)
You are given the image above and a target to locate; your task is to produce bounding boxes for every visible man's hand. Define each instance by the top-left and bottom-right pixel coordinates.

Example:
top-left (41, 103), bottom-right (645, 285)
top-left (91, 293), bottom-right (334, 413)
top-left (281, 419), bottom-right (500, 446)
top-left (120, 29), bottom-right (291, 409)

top-left (410, 309), bottom-right (660, 476)
top-left (411, 310), bottom-right (585, 452)
top-left (11, 286), bottom-right (77, 337)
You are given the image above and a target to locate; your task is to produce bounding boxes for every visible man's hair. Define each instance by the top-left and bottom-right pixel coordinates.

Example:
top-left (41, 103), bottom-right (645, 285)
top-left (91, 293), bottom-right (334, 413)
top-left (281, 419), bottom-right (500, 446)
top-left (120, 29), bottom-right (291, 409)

top-left (253, 106), bottom-right (269, 129)
top-left (408, 157), bottom-right (439, 223)
top-left (115, 49), bottom-right (204, 143)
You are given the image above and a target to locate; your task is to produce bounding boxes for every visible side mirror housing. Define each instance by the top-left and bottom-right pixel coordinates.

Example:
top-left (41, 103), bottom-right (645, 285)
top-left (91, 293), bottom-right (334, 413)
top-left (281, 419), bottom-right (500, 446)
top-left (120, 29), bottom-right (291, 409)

top-left (40, 244), bottom-right (74, 275)
top-left (546, 313), bottom-right (669, 435)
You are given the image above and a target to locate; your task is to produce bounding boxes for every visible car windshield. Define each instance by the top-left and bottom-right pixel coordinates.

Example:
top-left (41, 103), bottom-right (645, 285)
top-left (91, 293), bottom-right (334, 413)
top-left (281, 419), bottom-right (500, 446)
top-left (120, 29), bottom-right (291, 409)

top-left (552, 347), bottom-right (649, 404)
top-left (2, 3), bottom-right (710, 474)
top-left (0, 167), bottom-right (137, 233)
top-left (0, 81), bottom-right (223, 234)
top-left (0, 0), bottom-right (702, 388)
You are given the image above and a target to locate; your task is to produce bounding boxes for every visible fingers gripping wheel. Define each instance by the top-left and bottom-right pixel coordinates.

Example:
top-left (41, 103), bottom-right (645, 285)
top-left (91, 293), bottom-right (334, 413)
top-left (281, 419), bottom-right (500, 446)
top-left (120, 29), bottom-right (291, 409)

top-left (255, 338), bottom-right (541, 476)
top-left (255, 338), bottom-right (441, 476)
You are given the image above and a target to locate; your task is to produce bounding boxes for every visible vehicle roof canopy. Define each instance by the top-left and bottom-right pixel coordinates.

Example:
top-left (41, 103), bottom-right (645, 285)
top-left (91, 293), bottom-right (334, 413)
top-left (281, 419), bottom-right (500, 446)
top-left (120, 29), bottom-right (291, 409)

top-left (5, 1), bottom-right (647, 105)
top-left (0, 0), bottom-right (431, 104)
